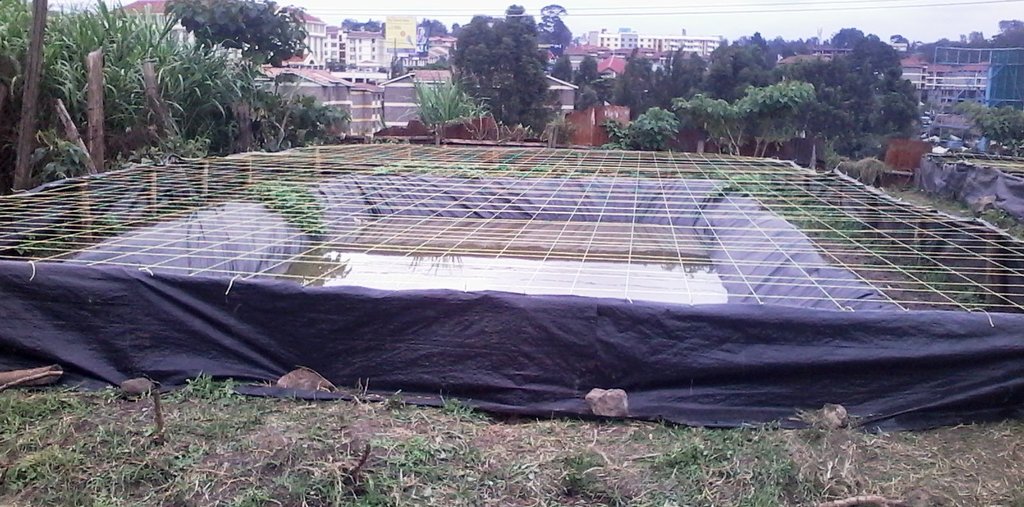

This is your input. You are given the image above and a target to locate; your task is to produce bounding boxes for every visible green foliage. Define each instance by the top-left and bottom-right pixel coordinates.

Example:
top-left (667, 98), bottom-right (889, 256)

top-left (603, 107), bottom-right (679, 151)
top-left (167, 0), bottom-right (307, 67)
top-left (551, 54), bottom-right (572, 83)
top-left (703, 43), bottom-right (773, 102)
top-left (740, 81), bottom-right (816, 156)
top-left (250, 181), bottom-right (326, 236)
top-left (573, 55), bottom-right (612, 111)
top-left (452, 5), bottom-right (552, 130)
top-left (674, 93), bottom-right (745, 154)
top-left (779, 36), bottom-right (917, 158)
top-left (613, 55), bottom-right (656, 118)
top-left (414, 79), bottom-right (486, 139)
top-left (649, 50), bottom-right (707, 109)
top-left (537, 5), bottom-right (572, 50)
top-left (957, 103), bottom-right (1024, 156)
top-left (29, 130), bottom-right (92, 182)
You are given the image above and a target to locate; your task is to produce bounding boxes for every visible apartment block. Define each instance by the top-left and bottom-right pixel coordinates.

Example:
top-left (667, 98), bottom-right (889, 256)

top-left (585, 29), bottom-right (722, 59)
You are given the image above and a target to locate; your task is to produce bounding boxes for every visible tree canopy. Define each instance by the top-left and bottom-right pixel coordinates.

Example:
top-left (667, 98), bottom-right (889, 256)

top-left (452, 5), bottom-right (551, 129)
top-left (551, 54), bottom-right (572, 82)
top-left (419, 19), bottom-right (448, 37)
top-left (538, 5), bottom-right (572, 51)
top-left (167, 0), bottom-right (306, 66)
top-left (702, 42), bottom-right (772, 101)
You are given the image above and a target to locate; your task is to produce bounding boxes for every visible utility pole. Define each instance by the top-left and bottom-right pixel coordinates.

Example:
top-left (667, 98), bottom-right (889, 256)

top-left (13, 0), bottom-right (49, 191)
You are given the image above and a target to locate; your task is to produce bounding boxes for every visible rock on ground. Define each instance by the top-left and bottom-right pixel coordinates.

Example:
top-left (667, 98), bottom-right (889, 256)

top-left (585, 388), bottom-right (629, 417)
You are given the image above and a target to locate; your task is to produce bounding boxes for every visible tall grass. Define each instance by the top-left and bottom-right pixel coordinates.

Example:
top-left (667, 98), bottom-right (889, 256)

top-left (414, 80), bottom-right (486, 144)
top-left (0, 0), bottom-right (344, 191)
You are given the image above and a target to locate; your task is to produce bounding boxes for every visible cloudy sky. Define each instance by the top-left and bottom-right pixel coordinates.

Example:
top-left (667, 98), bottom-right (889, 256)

top-left (292, 0), bottom-right (1020, 42)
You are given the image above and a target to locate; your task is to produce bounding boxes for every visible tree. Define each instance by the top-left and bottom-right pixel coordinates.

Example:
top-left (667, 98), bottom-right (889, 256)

top-left (573, 55), bottom-right (606, 110)
top-left (575, 56), bottom-right (599, 88)
top-left (739, 81), bottom-right (816, 156)
top-left (701, 43), bottom-right (771, 101)
top-left (551, 54), bottom-right (572, 82)
top-left (418, 19), bottom-right (448, 37)
top-left (452, 6), bottom-right (551, 130)
top-left (604, 107), bottom-right (679, 151)
top-left (168, 0), bottom-right (306, 66)
top-left (451, 23), bottom-right (462, 36)
top-left (830, 28), bottom-right (866, 48)
top-left (673, 94), bottom-right (744, 154)
top-left (890, 34), bottom-right (909, 44)
top-left (538, 5), bottom-right (572, 51)
top-left (342, 19), bottom-right (382, 32)
top-left (999, 20), bottom-right (1024, 33)
top-left (613, 53), bottom-right (655, 118)
top-left (957, 103), bottom-right (1024, 156)
top-left (650, 50), bottom-right (706, 109)
top-left (780, 37), bottom-right (917, 157)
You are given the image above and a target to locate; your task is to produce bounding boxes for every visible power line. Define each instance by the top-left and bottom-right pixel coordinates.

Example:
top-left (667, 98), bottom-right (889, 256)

top-left (306, 0), bottom-right (960, 13)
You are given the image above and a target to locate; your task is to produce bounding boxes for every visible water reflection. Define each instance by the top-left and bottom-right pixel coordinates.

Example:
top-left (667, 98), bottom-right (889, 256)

top-left (292, 251), bottom-right (729, 306)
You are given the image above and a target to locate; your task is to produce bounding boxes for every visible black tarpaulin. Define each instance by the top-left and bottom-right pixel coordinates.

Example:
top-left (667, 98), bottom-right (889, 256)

top-left (0, 260), bottom-right (1022, 430)
top-left (917, 157), bottom-right (1024, 221)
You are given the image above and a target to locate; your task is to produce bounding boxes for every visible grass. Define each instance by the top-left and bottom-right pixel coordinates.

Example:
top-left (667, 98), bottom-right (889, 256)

top-left (250, 181), bottom-right (327, 237)
top-left (1, 382), bottom-right (1023, 506)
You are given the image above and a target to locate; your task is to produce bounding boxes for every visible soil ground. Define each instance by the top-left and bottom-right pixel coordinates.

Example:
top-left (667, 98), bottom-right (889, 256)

top-left (1, 378), bottom-right (1022, 507)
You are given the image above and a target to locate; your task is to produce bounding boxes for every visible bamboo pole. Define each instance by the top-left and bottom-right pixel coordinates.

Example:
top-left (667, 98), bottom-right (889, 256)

top-left (13, 0), bottom-right (49, 191)
top-left (54, 99), bottom-right (98, 175)
top-left (86, 49), bottom-right (105, 172)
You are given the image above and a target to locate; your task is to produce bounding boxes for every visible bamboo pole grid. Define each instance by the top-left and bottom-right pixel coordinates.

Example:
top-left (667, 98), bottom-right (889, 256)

top-left (1, 145), bottom-right (1023, 313)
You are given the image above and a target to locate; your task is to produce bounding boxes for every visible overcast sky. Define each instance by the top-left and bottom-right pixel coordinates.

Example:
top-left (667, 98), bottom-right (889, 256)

top-left (291, 0), bottom-right (1020, 42)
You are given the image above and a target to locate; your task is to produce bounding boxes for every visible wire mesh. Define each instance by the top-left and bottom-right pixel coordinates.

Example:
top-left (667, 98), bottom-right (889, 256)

top-left (2, 145), bottom-right (1023, 313)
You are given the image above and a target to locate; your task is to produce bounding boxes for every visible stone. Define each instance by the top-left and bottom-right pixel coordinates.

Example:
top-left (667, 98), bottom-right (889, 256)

top-left (120, 377), bottom-right (155, 396)
top-left (585, 388), bottom-right (629, 417)
top-left (277, 368), bottom-right (335, 392)
top-left (821, 403), bottom-right (849, 429)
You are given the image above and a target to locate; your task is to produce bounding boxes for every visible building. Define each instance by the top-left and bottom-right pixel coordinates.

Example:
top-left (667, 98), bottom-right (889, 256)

top-left (346, 31), bottom-right (387, 70)
top-left (326, 26), bottom-right (346, 70)
top-left (900, 56), bottom-right (989, 108)
top-left (546, 75), bottom-right (578, 113)
top-left (809, 45), bottom-right (853, 60)
top-left (120, 0), bottom-right (190, 45)
top-left (597, 56), bottom-right (627, 78)
top-left (381, 70), bottom-right (577, 128)
top-left (293, 12), bottom-right (327, 67)
top-left (585, 29), bottom-right (722, 59)
top-left (260, 67), bottom-right (382, 136)
top-left (381, 70), bottom-right (452, 127)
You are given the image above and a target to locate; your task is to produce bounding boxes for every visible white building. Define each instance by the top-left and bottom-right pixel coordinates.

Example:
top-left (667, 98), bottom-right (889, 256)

top-left (586, 29), bottom-right (722, 58)
top-left (346, 31), bottom-right (387, 70)
top-left (326, 26), bottom-right (347, 69)
top-left (293, 12), bottom-right (327, 67)
top-left (120, 0), bottom-right (190, 45)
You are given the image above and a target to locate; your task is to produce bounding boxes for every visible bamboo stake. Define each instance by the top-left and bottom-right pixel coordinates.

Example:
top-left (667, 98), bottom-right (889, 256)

top-left (86, 49), bottom-right (105, 172)
top-left (13, 0), bottom-right (49, 190)
top-left (54, 99), bottom-right (98, 175)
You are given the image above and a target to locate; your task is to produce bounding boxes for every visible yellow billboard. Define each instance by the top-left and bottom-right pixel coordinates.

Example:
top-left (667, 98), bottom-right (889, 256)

top-left (385, 16), bottom-right (417, 50)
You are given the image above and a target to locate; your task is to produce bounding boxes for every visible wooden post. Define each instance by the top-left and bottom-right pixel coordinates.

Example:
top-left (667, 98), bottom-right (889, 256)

top-left (141, 61), bottom-right (175, 136)
top-left (13, 0), bottom-right (49, 191)
top-left (54, 99), bottom-right (97, 175)
top-left (86, 49), bottom-right (105, 172)
top-left (809, 143), bottom-right (817, 171)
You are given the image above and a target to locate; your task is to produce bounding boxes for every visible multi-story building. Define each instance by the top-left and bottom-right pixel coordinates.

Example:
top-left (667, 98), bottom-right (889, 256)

top-left (260, 67), bottom-right (382, 136)
top-left (326, 26), bottom-right (346, 70)
top-left (901, 56), bottom-right (990, 108)
top-left (291, 11), bottom-right (327, 67)
top-left (585, 29), bottom-right (722, 59)
top-left (120, 0), bottom-right (190, 45)
top-left (346, 31), bottom-right (387, 70)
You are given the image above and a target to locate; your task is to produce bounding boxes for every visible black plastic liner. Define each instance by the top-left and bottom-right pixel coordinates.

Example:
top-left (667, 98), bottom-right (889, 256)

top-left (2, 173), bottom-right (1023, 430)
top-left (1, 260), bottom-right (1022, 430)
top-left (917, 156), bottom-right (1024, 221)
